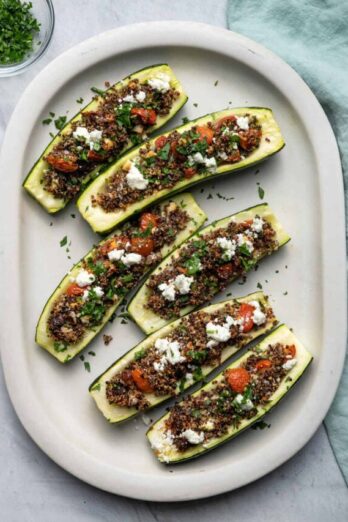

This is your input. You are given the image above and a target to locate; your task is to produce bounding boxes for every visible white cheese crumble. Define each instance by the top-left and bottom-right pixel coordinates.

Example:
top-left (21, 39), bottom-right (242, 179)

top-left (75, 269), bottom-right (95, 288)
top-left (72, 126), bottom-right (103, 150)
top-left (216, 236), bottom-right (237, 261)
top-left (148, 73), bottom-right (171, 92)
top-left (107, 248), bottom-right (125, 261)
top-left (82, 285), bottom-right (104, 301)
top-left (154, 338), bottom-right (185, 372)
top-left (233, 393), bottom-right (254, 411)
top-left (181, 429), bottom-right (205, 445)
top-left (217, 151), bottom-right (228, 160)
top-left (121, 253), bottom-right (142, 266)
top-left (251, 216), bottom-right (264, 234)
top-left (248, 300), bottom-right (267, 326)
top-left (188, 152), bottom-right (217, 172)
top-left (236, 233), bottom-right (254, 253)
top-left (150, 430), bottom-right (174, 462)
top-left (135, 90), bottom-right (146, 102)
top-left (126, 162), bottom-right (148, 190)
top-left (206, 315), bottom-right (235, 348)
top-left (236, 116), bottom-right (249, 130)
top-left (122, 94), bottom-right (136, 103)
top-left (282, 358), bottom-right (298, 371)
top-left (174, 274), bottom-right (194, 295)
top-left (158, 282), bottom-right (176, 301)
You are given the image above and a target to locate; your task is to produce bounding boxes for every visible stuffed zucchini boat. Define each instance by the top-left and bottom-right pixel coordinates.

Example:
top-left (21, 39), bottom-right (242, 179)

top-left (36, 193), bottom-right (206, 362)
top-left (89, 291), bottom-right (278, 423)
top-left (23, 64), bottom-right (187, 213)
top-left (128, 203), bottom-right (290, 334)
top-left (147, 324), bottom-right (313, 463)
top-left (77, 107), bottom-right (284, 233)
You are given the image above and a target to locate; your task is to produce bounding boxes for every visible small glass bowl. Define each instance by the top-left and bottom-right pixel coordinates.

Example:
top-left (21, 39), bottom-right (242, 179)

top-left (0, 0), bottom-right (55, 77)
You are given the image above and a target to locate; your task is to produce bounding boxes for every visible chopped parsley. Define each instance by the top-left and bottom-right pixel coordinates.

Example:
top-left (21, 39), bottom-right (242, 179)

top-left (184, 253), bottom-right (202, 275)
top-left (54, 115), bottom-right (67, 131)
top-left (84, 361), bottom-right (91, 372)
top-left (59, 236), bottom-right (68, 247)
top-left (0, 0), bottom-right (40, 65)
top-left (42, 118), bottom-right (52, 125)
top-left (134, 348), bottom-right (146, 361)
top-left (258, 186), bottom-right (265, 199)
top-left (76, 97), bottom-right (84, 104)
top-left (91, 86), bottom-right (106, 97)
top-left (115, 103), bottom-right (132, 128)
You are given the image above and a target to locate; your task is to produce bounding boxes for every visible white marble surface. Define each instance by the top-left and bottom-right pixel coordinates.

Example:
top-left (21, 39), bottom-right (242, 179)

top-left (0, 0), bottom-right (347, 519)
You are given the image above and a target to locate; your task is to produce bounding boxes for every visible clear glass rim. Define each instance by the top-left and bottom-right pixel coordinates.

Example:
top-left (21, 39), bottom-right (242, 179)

top-left (0, 0), bottom-right (55, 77)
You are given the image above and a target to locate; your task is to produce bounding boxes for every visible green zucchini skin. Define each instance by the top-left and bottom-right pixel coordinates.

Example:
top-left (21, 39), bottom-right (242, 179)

top-left (35, 193), bottom-right (206, 363)
top-left (23, 64), bottom-right (188, 214)
top-left (128, 203), bottom-right (290, 334)
top-left (146, 324), bottom-right (313, 464)
top-left (77, 107), bottom-right (285, 234)
top-left (89, 291), bottom-right (278, 424)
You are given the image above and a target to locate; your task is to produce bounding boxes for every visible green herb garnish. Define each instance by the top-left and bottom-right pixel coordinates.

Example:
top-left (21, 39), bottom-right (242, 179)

top-left (76, 97), bottom-right (84, 104)
top-left (184, 253), bottom-right (202, 275)
top-left (157, 142), bottom-right (170, 160)
top-left (134, 348), bottom-right (146, 361)
top-left (91, 86), bottom-right (106, 97)
top-left (0, 0), bottom-right (40, 65)
top-left (115, 103), bottom-right (132, 128)
top-left (84, 361), bottom-right (91, 372)
top-left (42, 118), bottom-right (52, 125)
top-left (54, 115), bottom-right (67, 131)
top-left (53, 341), bottom-right (67, 353)
top-left (258, 186), bottom-right (265, 199)
top-left (60, 236), bottom-right (68, 247)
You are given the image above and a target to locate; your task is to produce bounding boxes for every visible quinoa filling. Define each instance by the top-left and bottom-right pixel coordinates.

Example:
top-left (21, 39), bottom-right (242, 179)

top-left (42, 75), bottom-right (180, 200)
top-left (161, 342), bottom-right (297, 453)
top-left (145, 215), bottom-right (278, 320)
top-left (93, 113), bottom-right (262, 212)
top-left (105, 299), bottom-right (275, 410)
top-left (48, 201), bottom-right (189, 351)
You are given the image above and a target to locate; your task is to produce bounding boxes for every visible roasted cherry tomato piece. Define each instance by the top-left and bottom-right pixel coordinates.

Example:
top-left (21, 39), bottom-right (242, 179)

top-left (217, 263), bottom-right (234, 279)
top-left (46, 154), bottom-right (79, 173)
top-left (255, 359), bottom-right (272, 371)
top-left (284, 344), bottom-right (296, 359)
top-left (155, 136), bottom-right (167, 150)
top-left (131, 108), bottom-right (157, 125)
top-left (87, 150), bottom-right (104, 162)
top-left (196, 125), bottom-right (214, 145)
top-left (139, 212), bottom-right (159, 231)
top-left (226, 367), bottom-right (250, 393)
top-left (183, 167), bottom-right (197, 179)
top-left (215, 115), bottom-right (237, 130)
top-left (66, 283), bottom-right (85, 297)
top-left (131, 369), bottom-right (154, 393)
top-left (238, 302), bottom-right (255, 333)
top-left (130, 237), bottom-right (154, 256)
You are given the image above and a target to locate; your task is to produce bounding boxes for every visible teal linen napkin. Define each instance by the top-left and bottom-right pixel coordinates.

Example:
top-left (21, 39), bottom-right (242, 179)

top-left (227, 0), bottom-right (348, 484)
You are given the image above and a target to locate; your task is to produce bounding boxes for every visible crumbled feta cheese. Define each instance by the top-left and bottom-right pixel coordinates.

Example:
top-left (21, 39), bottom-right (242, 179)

top-left (206, 315), bottom-right (235, 347)
top-left (188, 152), bottom-right (217, 172)
top-left (150, 430), bottom-right (174, 462)
top-left (251, 217), bottom-right (264, 234)
top-left (154, 338), bottom-right (185, 372)
top-left (249, 300), bottom-right (266, 326)
top-left (233, 393), bottom-right (254, 411)
top-left (121, 253), bottom-right (142, 266)
top-left (218, 151), bottom-right (228, 160)
top-left (148, 73), bottom-right (171, 92)
top-left (82, 285), bottom-right (104, 301)
top-left (174, 274), bottom-right (194, 295)
top-left (282, 358), bottom-right (297, 370)
top-left (158, 282), bottom-right (176, 301)
top-left (135, 90), bottom-right (146, 102)
top-left (72, 126), bottom-right (103, 150)
top-left (185, 373), bottom-right (194, 384)
top-left (107, 248), bottom-right (125, 261)
top-left (236, 116), bottom-right (249, 130)
top-left (236, 233), bottom-right (254, 253)
top-left (181, 429), bottom-right (205, 445)
top-left (216, 236), bottom-right (236, 260)
top-left (126, 163), bottom-right (148, 190)
top-left (122, 94), bottom-right (136, 103)
top-left (75, 269), bottom-right (95, 288)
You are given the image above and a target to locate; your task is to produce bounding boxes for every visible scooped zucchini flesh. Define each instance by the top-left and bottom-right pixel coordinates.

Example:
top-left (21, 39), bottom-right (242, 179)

top-left (147, 324), bottom-right (313, 463)
top-left (89, 291), bottom-right (278, 423)
top-left (128, 203), bottom-right (290, 334)
top-left (77, 107), bottom-right (284, 233)
top-left (35, 193), bottom-right (206, 363)
top-left (23, 64), bottom-right (187, 213)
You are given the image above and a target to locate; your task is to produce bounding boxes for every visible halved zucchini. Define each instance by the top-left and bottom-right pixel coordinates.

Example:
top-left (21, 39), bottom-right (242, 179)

top-left (23, 64), bottom-right (187, 213)
top-left (89, 291), bottom-right (277, 423)
top-left (36, 193), bottom-right (206, 363)
top-left (147, 324), bottom-right (313, 463)
top-left (77, 107), bottom-right (284, 233)
top-left (128, 203), bottom-right (290, 334)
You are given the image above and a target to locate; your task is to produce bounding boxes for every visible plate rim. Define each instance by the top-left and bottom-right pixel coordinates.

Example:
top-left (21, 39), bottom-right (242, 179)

top-left (0, 21), bottom-right (346, 501)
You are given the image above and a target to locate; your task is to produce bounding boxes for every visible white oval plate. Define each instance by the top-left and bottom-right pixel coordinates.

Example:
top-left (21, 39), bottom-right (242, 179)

top-left (0, 22), bottom-right (346, 502)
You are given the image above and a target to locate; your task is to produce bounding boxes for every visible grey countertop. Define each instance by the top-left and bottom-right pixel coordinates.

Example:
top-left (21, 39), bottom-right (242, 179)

top-left (0, 1), bottom-right (347, 520)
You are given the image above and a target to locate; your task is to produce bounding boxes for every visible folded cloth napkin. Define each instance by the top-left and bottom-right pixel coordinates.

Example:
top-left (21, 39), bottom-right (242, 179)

top-left (227, 0), bottom-right (348, 484)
